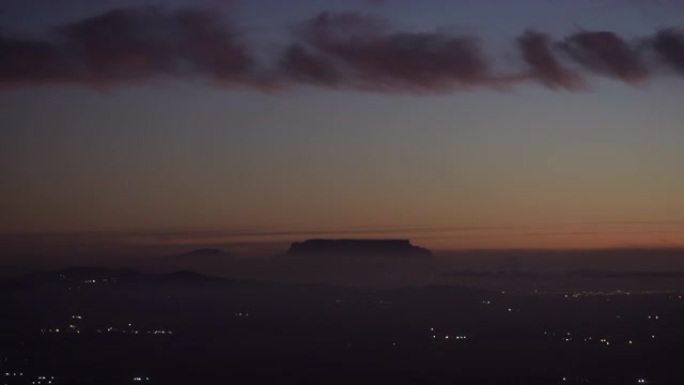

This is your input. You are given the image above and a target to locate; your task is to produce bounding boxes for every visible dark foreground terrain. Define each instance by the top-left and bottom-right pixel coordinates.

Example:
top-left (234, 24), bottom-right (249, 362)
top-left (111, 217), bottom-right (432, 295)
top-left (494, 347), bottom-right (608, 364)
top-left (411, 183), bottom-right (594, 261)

top-left (1, 268), bottom-right (683, 384)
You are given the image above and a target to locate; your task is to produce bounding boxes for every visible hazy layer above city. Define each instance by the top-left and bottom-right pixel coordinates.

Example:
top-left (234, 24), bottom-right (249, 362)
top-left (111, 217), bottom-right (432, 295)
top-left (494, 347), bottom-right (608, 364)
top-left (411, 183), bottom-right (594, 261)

top-left (2, 242), bottom-right (684, 293)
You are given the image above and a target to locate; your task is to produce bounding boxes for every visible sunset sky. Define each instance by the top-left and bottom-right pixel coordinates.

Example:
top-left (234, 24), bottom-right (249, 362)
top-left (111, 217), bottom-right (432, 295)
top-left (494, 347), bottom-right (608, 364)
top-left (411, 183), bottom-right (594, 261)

top-left (2, 0), bottom-right (684, 256)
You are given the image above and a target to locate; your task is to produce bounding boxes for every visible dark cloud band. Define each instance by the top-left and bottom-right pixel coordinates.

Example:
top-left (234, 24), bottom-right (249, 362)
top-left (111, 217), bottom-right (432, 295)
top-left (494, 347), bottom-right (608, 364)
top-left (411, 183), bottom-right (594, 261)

top-left (2, 8), bottom-right (684, 92)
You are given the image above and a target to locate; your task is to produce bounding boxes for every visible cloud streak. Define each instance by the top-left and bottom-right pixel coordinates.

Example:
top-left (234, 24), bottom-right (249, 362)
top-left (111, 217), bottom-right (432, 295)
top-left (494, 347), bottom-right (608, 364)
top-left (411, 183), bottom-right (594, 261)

top-left (284, 12), bottom-right (494, 92)
top-left (561, 31), bottom-right (648, 82)
top-left (2, 7), bottom-right (684, 93)
top-left (517, 30), bottom-right (585, 90)
top-left (652, 28), bottom-right (684, 74)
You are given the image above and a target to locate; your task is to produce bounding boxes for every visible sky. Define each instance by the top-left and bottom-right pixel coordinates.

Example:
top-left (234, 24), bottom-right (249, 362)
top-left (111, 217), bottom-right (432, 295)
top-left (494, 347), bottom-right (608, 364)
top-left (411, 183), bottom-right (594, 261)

top-left (2, 0), bottom-right (684, 257)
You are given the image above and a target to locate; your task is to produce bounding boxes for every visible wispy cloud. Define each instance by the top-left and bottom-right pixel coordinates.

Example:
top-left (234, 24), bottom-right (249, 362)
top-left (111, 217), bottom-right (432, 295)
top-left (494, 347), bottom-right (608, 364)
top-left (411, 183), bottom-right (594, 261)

top-left (282, 12), bottom-right (493, 92)
top-left (653, 28), bottom-right (684, 74)
top-left (517, 30), bottom-right (585, 90)
top-left (561, 31), bottom-right (648, 82)
top-left (0, 7), bottom-right (256, 88)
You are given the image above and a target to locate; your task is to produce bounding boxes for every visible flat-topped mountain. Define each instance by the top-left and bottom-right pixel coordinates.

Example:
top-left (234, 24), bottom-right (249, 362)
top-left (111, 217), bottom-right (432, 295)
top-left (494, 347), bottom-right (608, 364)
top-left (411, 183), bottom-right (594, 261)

top-left (285, 239), bottom-right (432, 258)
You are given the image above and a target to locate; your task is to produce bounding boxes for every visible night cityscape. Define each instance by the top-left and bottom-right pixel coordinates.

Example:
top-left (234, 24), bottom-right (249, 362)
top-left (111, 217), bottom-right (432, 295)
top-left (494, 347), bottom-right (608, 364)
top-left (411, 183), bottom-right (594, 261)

top-left (3, 0), bottom-right (684, 384)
